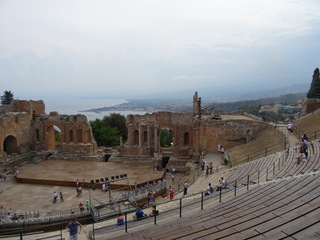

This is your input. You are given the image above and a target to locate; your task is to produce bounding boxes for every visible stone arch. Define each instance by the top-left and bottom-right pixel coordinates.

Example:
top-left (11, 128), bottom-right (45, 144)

top-left (184, 132), bottom-right (190, 146)
top-left (159, 127), bottom-right (174, 147)
top-left (3, 135), bottom-right (18, 155)
top-left (76, 129), bottom-right (82, 143)
top-left (133, 130), bottom-right (139, 145)
top-left (35, 129), bottom-right (40, 142)
top-left (69, 130), bottom-right (74, 142)
top-left (143, 130), bottom-right (148, 144)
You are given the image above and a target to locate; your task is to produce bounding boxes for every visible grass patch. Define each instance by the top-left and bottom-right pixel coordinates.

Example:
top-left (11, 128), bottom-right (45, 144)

top-left (295, 111), bottom-right (320, 140)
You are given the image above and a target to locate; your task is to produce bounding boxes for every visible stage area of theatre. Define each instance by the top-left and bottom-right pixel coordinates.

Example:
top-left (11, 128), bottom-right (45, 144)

top-left (17, 160), bottom-right (165, 189)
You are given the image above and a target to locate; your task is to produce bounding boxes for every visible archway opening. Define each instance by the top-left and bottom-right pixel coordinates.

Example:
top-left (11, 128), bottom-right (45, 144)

top-left (3, 135), bottom-right (18, 155)
top-left (160, 128), bottom-right (174, 148)
top-left (46, 125), bottom-right (61, 150)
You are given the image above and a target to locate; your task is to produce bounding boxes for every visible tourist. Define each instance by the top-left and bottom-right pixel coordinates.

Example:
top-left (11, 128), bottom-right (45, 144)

top-left (85, 200), bottom-right (90, 211)
top-left (66, 218), bottom-right (82, 240)
top-left (148, 206), bottom-right (159, 217)
top-left (205, 183), bottom-right (214, 196)
top-left (209, 162), bottom-right (213, 175)
top-left (296, 151), bottom-right (305, 165)
top-left (60, 192), bottom-right (64, 202)
top-left (219, 145), bottom-right (225, 154)
top-left (78, 202), bottom-right (85, 212)
top-left (117, 213), bottom-right (124, 226)
top-left (14, 169), bottom-right (19, 180)
top-left (169, 186), bottom-right (174, 200)
top-left (221, 158), bottom-right (228, 165)
top-left (302, 132), bottom-right (308, 141)
top-left (216, 177), bottom-right (228, 191)
top-left (6, 212), bottom-right (12, 221)
top-left (76, 179), bottom-right (80, 187)
top-left (2, 172), bottom-right (7, 182)
top-left (76, 187), bottom-right (82, 197)
top-left (133, 209), bottom-right (146, 221)
top-left (171, 173), bottom-right (175, 183)
top-left (287, 122), bottom-right (293, 133)
top-left (205, 165), bottom-right (209, 178)
top-left (201, 161), bottom-right (205, 171)
top-left (53, 192), bottom-right (58, 204)
top-left (183, 181), bottom-right (188, 196)
top-left (147, 192), bottom-right (155, 206)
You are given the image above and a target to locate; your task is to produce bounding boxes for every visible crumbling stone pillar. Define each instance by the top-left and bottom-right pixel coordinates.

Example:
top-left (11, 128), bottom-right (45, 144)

top-left (147, 123), bottom-right (150, 149)
top-left (154, 124), bottom-right (158, 153)
top-left (139, 123), bottom-right (142, 148)
top-left (127, 123), bottom-right (132, 147)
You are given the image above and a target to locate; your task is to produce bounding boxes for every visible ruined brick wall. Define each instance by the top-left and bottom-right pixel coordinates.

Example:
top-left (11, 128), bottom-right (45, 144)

top-left (0, 112), bottom-right (34, 154)
top-left (122, 109), bottom-right (266, 161)
top-left (13, 100), bottom-right (45, 115)
top-left (0, 100), bottom-right (97, 159)
top-left (33, 113), bottom-right (97, 153)
top-left (197, 119), bottom-right (267, 153)
top-left (301, 98), bottom-right (320, 115)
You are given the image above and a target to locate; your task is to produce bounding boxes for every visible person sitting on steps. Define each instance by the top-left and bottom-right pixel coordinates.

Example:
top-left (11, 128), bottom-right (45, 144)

top-left (216, 177), bottom-right (228, 191)
top-left (205, 183), bottom-right (214, 195)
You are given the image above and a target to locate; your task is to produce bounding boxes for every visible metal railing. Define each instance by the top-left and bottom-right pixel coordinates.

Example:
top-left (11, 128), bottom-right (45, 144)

top-left (229, 138), bottom-right (287, 167)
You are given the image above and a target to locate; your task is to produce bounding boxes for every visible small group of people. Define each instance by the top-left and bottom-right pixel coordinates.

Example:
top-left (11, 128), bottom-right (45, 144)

top-left (0, 171), bottom-right (7, 182)
top-left (132, 205), bottom-right (160, 221)
top-left (296, 132), bottom-right (309, 165)
top-left (204, 177), bottom-right (228, 195)
top-left (101, 183), bottom-right (109, 192)
top-left (202, 161), bottom-right (214, 177)
top-left (77, 200), bottom-right (90, 212)
top-left (53, 192), bottom-right (64, 203)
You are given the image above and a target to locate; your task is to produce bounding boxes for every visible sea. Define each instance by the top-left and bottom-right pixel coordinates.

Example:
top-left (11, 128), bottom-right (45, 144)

top-left (43, 98), bottom-right (148, 121)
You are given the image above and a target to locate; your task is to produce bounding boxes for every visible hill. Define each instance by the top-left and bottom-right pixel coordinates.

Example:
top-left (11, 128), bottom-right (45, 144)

top-left (83, 92), bottom-right (306, 114)
top-left (295, 110), bottom-right (320, 140)
top-left (203, 92), bottom-right (306, 113)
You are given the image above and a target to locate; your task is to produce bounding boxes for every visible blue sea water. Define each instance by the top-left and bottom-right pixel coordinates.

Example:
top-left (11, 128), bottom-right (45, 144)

top-left (43, 98), bottom-right (147, 121)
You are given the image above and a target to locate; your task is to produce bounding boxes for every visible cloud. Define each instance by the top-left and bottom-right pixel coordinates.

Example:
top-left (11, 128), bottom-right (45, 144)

top-left (0, 0), bottom-right (320, 99)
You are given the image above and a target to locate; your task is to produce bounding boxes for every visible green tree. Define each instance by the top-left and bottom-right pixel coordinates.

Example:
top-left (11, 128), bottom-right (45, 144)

top-left (1, 90), bottom-right (14, 105)
top-left (54, 129), bottom-right (61, 145)
top-left (101, 113), bottom-right (127, 141)
top-left (90, 116), bottom-right (124, 146)
top-left (160, 128), bottom-right (173, 148)
top-left (307, 68), bottom-right (320, 99)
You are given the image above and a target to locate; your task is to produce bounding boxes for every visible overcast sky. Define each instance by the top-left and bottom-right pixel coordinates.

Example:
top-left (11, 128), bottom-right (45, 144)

top-left (0, 0), bottom-right (320, 100)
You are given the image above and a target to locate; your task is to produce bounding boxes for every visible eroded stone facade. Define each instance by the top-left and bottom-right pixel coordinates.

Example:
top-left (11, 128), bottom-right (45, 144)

top-left (0, 100), bottom-right (97, 164)
top-left (116, 92), bottom-right (267, 167)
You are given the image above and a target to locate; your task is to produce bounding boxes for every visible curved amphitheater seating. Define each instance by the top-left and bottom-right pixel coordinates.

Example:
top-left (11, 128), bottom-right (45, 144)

top-left (273, 140), bottom-right (320, 179)
top-left (91, 140), bottom-right (320, 239)
top-left (1, 141), bottom-right (319, 239)
top-left (95, 172), bottom-right (320, 240)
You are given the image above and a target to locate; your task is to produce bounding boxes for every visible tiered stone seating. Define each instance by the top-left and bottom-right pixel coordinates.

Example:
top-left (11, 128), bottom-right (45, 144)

top-left (90, 137), bottom-right (320, 240)
top-left (273, 140), bottom-right (320, 179)
top-left (106, 172), bottom-right (320, 240)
